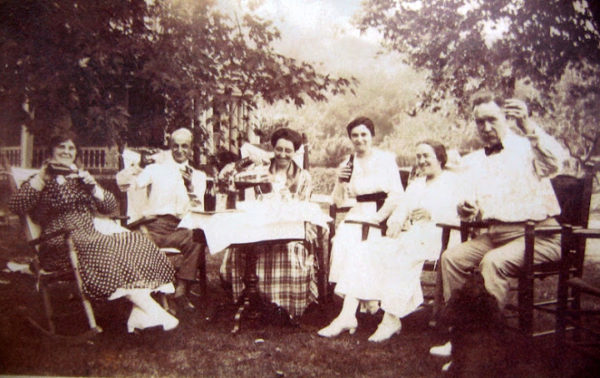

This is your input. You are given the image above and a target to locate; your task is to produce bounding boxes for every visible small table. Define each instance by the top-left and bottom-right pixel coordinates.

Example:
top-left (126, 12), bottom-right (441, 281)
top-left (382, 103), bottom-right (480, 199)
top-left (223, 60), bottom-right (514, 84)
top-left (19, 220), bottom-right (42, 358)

top-left (178, 199), bottom-right (331, 332)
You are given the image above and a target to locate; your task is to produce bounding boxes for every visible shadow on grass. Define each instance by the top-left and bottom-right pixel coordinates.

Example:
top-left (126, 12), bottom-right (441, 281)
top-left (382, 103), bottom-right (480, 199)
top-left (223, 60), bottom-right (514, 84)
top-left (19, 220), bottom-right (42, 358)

top-left (0, 222), bottom-right (599, 377)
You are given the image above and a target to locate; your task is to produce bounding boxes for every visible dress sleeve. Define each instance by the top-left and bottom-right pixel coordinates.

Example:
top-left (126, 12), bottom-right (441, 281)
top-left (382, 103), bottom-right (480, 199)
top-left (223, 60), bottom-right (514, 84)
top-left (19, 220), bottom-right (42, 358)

top-left (93, 187), bottom-right (118, 214)
top-left (296, 169), bottom-right (312, 201)
top-left (383, 151), bottom-right (403, 196)
top-left (385, 192), bottom-right (408, 226)
top-left (375, 154), bottom-right (408, 222)
top-left (432, 172), bottom-right (462, 225)
top-left (8, 177), bottom-right (42, 216)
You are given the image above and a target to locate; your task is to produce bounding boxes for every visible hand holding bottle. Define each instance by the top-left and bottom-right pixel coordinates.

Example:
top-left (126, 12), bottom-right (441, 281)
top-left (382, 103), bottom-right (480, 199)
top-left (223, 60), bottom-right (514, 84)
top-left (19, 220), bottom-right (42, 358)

top-left (337, 155), bottom-right (354, 183)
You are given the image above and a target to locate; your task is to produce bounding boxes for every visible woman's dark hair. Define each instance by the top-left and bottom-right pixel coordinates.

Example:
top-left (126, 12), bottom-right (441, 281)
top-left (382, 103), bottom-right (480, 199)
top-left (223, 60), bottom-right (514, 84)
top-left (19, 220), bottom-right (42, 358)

top-left (346, 116), bottom-right (375, 137)
top-left (47, 131), bottom-right (80, 157)
top-left (417, 140), bottom-right (447, 169)
top-left (270, 128), bottom-right (303, 151)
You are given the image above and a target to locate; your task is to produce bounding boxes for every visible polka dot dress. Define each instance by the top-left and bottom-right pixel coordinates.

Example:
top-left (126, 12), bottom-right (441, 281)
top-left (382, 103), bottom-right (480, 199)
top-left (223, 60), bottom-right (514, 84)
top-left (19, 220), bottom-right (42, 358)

top-left (9, 175), bottom-right (175, 299)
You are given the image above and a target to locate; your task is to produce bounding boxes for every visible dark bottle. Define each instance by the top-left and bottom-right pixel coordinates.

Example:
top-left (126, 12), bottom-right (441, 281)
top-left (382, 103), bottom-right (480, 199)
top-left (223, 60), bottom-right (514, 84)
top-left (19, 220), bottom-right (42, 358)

top-left (204, 179), bottom-right (216, 212)
top-left (339, 155), bottom-right (354, 183)
top-left (226, 192), bottom-right (236, 210)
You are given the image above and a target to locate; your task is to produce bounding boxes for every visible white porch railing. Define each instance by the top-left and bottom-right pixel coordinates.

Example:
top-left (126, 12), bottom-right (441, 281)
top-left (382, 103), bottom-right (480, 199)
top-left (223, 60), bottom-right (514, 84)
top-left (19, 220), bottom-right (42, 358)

top-left (1, 146), bottom-right (119, 172)
top-left (0, 147), bottom-right (21, 168)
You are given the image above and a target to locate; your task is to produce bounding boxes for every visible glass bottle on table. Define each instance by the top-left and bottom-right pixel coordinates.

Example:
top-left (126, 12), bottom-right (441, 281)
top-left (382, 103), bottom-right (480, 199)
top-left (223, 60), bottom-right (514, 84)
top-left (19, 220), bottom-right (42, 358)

top-left (204, 177), bottom-right (216, 212)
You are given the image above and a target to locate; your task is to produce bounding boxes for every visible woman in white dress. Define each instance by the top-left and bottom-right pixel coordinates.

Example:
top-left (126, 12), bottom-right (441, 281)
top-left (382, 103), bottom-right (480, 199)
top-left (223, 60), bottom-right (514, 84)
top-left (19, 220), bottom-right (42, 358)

top-left (328, 117), bottom-right (404, 284)
top-left (319, 140), bottom-right (462, 342)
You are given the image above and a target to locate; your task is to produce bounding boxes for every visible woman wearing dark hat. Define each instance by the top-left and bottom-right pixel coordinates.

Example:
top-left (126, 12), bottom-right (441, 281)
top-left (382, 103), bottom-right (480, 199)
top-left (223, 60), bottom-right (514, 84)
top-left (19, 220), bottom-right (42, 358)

top-left (220, 127), bottom-right (316, 318)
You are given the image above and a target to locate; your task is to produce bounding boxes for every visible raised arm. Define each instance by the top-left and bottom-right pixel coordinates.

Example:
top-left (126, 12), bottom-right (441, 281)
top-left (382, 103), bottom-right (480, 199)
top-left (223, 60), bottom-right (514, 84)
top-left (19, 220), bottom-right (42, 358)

top-left (331, 156), bottom-right (353, 207)
top-left (116, 165), bottom-right (145, 191)
top-left (8, 175), bottom-right (43, 216)
top-left (503, 98), bottom-right (567, 178)
top-left (527, 125), bottom-right (568, 178)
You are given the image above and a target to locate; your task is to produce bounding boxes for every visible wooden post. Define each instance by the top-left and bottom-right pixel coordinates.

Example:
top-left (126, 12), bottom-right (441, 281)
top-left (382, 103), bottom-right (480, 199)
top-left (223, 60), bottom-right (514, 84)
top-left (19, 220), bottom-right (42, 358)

top-left (20, 125), bottom-right (34, 168)
top-left (302, 133), bottom-right (309, 169)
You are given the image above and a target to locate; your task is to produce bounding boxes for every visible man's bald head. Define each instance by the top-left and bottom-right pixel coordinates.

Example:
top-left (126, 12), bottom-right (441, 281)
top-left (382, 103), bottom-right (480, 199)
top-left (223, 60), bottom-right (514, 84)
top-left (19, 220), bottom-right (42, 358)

top-left (170, 128), bottom-right (194, 163)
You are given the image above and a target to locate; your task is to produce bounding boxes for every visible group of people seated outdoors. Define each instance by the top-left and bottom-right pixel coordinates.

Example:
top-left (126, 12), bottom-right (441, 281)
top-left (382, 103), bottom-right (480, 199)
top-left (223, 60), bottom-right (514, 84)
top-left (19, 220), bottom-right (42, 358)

top-left (8, 90), bottom-right (569, 351)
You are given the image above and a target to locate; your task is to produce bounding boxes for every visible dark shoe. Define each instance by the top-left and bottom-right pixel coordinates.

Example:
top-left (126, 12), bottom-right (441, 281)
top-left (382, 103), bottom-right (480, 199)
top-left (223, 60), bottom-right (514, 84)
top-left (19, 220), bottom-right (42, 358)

top-left (189, 283), bottom-right (206, 298)
top-left (168, 295), bottom-right (196, 315)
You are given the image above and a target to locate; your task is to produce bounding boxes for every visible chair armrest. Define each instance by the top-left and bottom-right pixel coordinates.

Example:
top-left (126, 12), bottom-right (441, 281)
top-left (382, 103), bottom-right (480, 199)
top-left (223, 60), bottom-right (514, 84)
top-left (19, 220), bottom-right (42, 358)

top-left (344, 219), bottom-right (385, 241)
top-left (333, 205), bottom-right (353, 214)
top-left (566, 277), bottom-right (600, 297)
top-left (435, 222), bottom-right (461, 230)
top-left (531, 225), bottom-right (563, 237)
top-left (573, 228), bottom-right (600, 239)
top-left (125, 215), bottom-right (158, 230)
top-left (28, 228), bottom-right (72, 246)
top-left (344, 220), bottom-right (384, 230)
top-left (461, 220), bottom-right (491, 229)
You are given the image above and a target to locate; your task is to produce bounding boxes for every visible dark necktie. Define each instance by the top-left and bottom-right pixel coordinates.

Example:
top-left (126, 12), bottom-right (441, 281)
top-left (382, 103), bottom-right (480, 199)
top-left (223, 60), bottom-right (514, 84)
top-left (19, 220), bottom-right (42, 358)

top-left (484, 143), bottom-right (504, 156)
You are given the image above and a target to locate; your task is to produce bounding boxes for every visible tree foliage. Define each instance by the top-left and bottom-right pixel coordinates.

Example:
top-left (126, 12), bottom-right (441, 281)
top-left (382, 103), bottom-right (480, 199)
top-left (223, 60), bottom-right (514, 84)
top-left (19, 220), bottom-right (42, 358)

top-left (0, 0), bottom-right (353, 147)
top-left (358, 0), bottom-right (599, 111)
top-left (357, 0), bottom-right (600, 166)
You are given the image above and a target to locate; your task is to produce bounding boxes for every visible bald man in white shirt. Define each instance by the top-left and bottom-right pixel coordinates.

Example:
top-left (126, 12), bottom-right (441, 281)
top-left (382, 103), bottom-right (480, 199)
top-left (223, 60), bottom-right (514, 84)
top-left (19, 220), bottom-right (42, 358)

top-left (441, 92), bottom-right (568, 308)
top-left (117, 128), bottom-right (206, 312)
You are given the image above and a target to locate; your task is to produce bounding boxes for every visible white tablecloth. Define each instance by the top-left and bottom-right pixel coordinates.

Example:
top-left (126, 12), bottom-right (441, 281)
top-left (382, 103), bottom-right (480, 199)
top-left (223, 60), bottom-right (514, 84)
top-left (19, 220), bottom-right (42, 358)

top-left (178, 199), bottom-right (332, 254)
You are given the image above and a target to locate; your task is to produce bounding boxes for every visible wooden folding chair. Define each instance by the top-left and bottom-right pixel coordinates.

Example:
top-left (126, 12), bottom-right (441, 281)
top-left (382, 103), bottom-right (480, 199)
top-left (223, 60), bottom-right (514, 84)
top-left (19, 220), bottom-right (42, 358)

top-left (9, 167), bottom-right (102, 339)
top-left (437, 167), bottom-right (595, 337)
top-left (555, 225), bottom-right (600, 359)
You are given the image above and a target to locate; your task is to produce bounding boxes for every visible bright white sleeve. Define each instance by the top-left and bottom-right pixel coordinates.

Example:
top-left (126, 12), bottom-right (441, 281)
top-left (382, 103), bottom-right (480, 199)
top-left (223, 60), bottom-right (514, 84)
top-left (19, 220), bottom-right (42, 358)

top-left (134, 165), bottom-right (154, 189)
top-left (385, 152), bottom-right (403, 195)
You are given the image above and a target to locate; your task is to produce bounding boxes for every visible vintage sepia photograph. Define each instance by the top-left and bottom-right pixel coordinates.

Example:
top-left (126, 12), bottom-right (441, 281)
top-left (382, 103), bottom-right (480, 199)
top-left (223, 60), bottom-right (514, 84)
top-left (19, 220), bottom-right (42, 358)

top-left (1, 0), bottom-right (600, 376)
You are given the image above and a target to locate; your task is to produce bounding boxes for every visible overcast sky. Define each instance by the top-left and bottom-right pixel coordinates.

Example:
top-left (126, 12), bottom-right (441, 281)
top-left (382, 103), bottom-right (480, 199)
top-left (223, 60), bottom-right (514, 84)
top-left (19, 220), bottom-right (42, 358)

top-left (219, 0), bottom-right (392, 77)
top-left (210, 0), bottom-right (423, 127)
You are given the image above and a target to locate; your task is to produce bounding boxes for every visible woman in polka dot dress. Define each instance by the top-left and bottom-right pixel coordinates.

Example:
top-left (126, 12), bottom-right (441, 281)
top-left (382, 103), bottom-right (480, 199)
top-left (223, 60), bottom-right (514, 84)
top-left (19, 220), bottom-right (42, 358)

top-left (9, 133), bottom-right (179, 333)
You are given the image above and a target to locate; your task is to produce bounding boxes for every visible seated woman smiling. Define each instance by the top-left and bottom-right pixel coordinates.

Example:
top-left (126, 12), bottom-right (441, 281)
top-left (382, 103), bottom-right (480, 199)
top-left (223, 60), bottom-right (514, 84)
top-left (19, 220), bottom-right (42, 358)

top-left (220, 128), bottom-right (317, 319)
top-left (319, 140), bottom-right (463, 342)
top-left (9, 132), bottom-right (178, 333)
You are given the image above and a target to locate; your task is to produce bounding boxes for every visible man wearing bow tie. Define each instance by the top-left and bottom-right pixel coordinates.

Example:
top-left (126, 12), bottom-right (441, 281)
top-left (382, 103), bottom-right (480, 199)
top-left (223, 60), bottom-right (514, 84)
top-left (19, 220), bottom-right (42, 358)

top-left (440, 92), bottom-right (568, 310)
top-left (117, 128), bottom-right (206, 312)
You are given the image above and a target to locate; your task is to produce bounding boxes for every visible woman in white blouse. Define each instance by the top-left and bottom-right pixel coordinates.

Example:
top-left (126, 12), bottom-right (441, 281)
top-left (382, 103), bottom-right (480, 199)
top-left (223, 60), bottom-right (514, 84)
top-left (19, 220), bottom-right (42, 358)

top-left (319, 140), bottom-right (462, 342)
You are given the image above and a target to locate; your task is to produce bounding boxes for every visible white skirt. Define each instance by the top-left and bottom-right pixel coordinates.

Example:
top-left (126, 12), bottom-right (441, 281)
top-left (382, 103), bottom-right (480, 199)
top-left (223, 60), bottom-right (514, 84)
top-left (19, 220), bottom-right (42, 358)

top-left (332, 222), bottom-right (443, 318)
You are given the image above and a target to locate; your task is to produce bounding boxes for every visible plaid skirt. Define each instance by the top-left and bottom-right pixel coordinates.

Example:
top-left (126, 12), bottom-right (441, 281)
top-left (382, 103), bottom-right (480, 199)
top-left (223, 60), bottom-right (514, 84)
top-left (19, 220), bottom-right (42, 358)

top-left (220, 241), bottom-right (318, 318)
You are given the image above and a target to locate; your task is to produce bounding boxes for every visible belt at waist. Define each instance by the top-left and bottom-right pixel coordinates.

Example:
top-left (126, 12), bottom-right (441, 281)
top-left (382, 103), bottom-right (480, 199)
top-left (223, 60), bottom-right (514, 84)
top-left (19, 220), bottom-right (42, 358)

top-left (356, 192), bottom-right (387, 210)
top-left (484, 216), bottom-right (557, 226)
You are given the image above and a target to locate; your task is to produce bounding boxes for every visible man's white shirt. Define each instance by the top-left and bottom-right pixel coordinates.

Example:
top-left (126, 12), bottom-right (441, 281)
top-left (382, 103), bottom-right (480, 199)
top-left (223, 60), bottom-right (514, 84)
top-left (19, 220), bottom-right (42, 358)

top-left (460, 127), bottom-right (568, 222)
top-left (117, 153), bottom-right (206, 219)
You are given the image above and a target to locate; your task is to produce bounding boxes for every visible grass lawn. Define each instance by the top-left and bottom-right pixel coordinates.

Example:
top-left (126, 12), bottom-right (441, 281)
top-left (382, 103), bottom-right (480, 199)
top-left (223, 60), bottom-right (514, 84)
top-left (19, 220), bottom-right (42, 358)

top-left (1, 218), bottom-right (600, 377)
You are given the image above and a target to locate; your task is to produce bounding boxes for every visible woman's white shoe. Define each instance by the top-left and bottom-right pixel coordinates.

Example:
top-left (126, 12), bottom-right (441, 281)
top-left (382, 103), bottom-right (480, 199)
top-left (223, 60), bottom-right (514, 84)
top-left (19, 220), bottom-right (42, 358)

top-left (429, 341), bottom-right (452, 357)
top-left (127, 305), bottom-right (179, 333)
top-left (368, 313), bottom-right (401, 342)
top-left (317, 317), bottom-right (358, 338)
